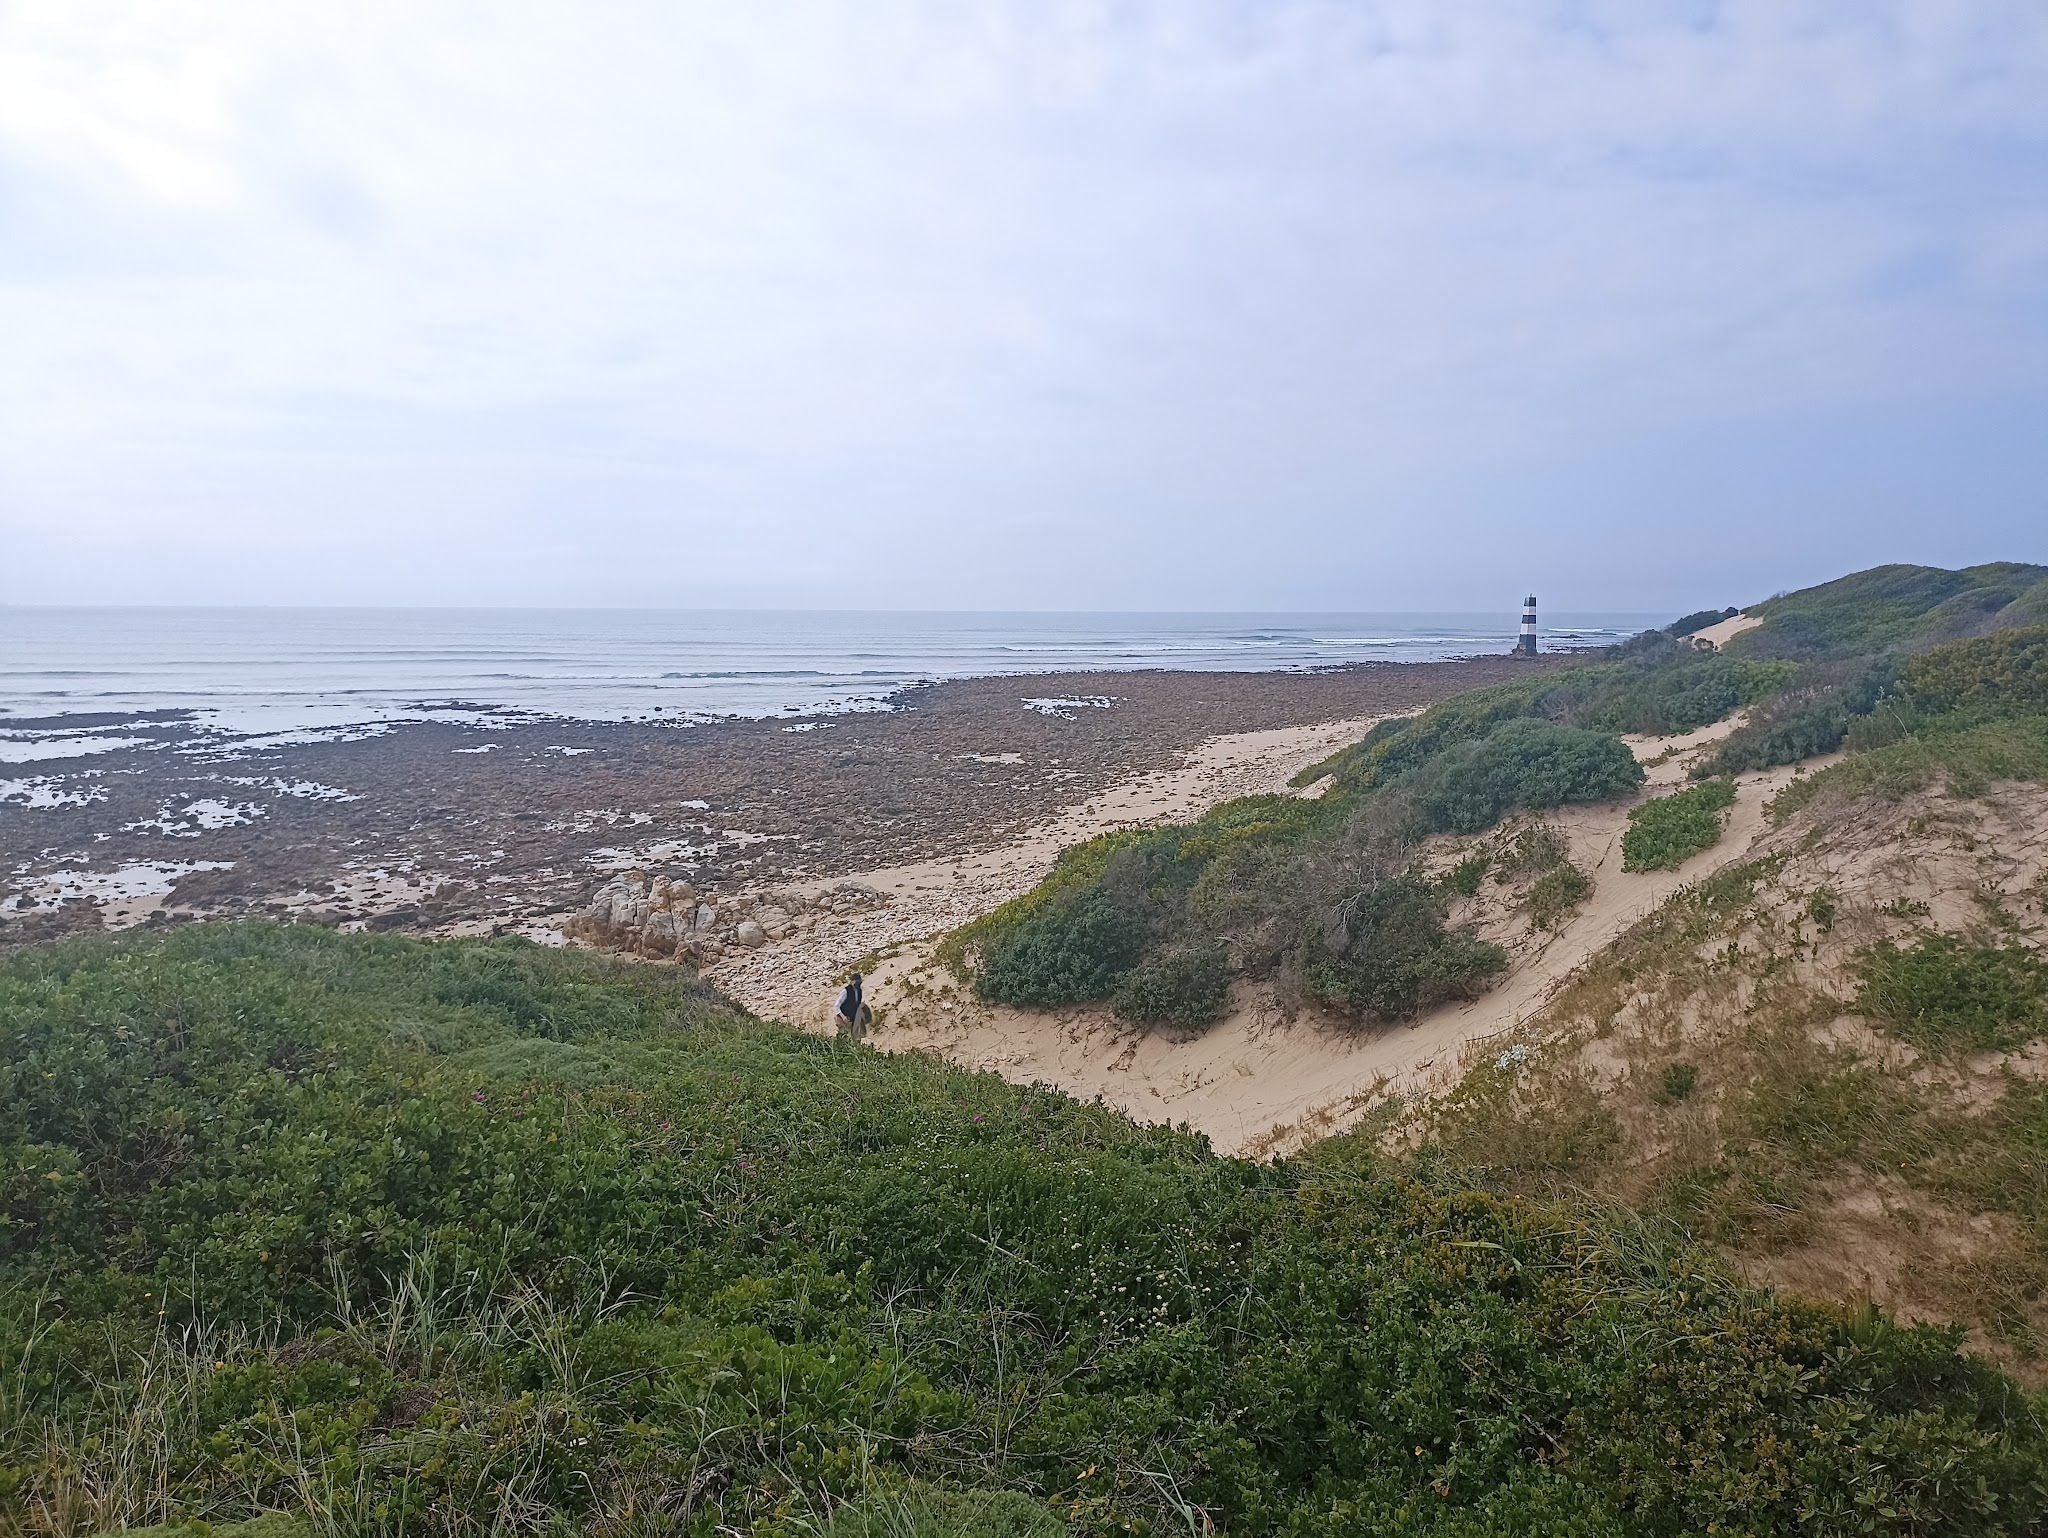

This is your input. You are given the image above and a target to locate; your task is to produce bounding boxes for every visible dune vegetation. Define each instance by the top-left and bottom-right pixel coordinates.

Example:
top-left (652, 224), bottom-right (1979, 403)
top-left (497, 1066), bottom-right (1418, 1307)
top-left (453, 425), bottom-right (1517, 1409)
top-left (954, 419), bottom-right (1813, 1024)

top-left (1358, 588), bottom-right (2048, 1380)
top-left (1620, 779), bottom-right (1737, 872)
top-left (6, 924), bottom-right (2048, 1537)
top-left (948, 568), bottom-right (2048, 1040)
top-left (1735, 562), bottom-right (2048, 660)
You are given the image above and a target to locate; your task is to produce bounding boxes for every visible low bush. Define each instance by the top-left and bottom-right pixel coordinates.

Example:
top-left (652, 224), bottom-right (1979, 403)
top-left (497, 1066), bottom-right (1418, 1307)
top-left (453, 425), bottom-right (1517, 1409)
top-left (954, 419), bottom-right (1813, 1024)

top-left (1323, 676), bottom-right (1564, 794)
top-left (1299, 875), bottom-right (1507, 1019)
top-left (1858, 934), bottom-right (2048, 1055)
top-left (1412, 718), bottom-right (1645, 834)
top-left (1572, 656), bottom-right (1796, 737)
top-left (1622, 780), bottom-right (1737, 872)
top-left (1704, 658), bottom-right (1900, 774)
top-left (1440, 854), bottom-right (1489, 896)
top-left (1110, 943), bottom-right (1232, 1028)
top-left (975, 886), bottom-right (1148, 1007)
top-left (1528, 863), bottom-right (1593, 929)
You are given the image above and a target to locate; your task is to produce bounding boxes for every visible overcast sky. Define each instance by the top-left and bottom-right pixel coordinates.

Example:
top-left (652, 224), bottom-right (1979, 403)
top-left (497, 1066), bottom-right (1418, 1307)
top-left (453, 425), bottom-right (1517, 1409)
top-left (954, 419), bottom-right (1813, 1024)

top-left (2, 2), bottom-right (2044, 612)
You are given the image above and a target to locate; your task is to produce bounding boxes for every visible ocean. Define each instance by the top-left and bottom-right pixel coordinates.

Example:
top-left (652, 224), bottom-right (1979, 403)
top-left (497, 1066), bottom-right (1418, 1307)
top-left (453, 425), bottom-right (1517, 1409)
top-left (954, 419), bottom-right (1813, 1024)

top-left (0, 606), bottom-right (1661, 753)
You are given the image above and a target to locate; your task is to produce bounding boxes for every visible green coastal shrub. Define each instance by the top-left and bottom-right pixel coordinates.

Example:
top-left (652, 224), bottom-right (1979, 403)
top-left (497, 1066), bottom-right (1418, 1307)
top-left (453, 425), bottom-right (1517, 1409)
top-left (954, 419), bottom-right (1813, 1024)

top-left (1412, 718), bottom-right (1645, 834)
top-left (1858, 934), bottom-right (2048, 1055)
top-left (976, 885), bottom-right (1147, 1007)
top-left (1300, 875), bottom-right (1507, 1018)
top-left (1110, 943), bottom-right (1231, 1028)
top-left (1441, 854), bottom-right (1490, 896)
top-left (1900, 625), bottom-right (2048, 717)
top-left (6, 926), bottom-right (2048, 1538)
top-left (1572, 656), bottom-right (1796, 737)
top-left (1705, 658), bottom-right (1900, 774)
top-left (1323, 677), bottom-right (1563, 794)
top-left (1622, 780), bottom-right (1738, 872)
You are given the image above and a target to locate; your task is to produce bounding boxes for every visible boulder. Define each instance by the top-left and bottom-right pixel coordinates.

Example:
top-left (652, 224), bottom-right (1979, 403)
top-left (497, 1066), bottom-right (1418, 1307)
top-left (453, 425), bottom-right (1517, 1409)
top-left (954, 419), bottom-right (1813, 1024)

top-left (643, 909), bottom-right (679, 954)
top-left (733, 920), bottom-right (768, 948)
top-left (567, 872), bottom-right (713, 959)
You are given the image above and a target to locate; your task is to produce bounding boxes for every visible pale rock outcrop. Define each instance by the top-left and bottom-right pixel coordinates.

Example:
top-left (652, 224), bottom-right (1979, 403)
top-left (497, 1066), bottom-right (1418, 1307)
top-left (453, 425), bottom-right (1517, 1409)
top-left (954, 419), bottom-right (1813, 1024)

top-left (565, 873), bottom-right (886, 963)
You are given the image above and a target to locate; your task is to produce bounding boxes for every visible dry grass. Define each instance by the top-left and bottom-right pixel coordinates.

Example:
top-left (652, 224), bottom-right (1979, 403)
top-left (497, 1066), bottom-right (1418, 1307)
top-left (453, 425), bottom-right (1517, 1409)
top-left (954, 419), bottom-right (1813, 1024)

top-left (1391, 792), bottom-right (2048, 1379)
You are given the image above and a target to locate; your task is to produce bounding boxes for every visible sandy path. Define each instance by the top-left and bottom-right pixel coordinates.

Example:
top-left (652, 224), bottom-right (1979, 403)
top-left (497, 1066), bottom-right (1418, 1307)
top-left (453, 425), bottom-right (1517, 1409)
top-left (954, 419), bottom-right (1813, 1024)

top-left (856, 719), bottom-right (1829, 1157)
top-left (699, 715), bottom-right (1393, 1024)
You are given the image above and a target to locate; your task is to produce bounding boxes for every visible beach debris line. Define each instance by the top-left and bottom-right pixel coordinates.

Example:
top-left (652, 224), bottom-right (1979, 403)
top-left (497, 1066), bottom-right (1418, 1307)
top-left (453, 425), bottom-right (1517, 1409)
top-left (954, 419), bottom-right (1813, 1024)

top-left (568, 871), bottom-right (888, 961)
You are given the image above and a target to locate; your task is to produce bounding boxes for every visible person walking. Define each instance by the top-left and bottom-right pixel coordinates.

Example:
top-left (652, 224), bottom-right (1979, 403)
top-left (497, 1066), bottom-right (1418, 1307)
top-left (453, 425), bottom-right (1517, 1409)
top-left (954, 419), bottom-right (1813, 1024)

top-left (834, 972), bottom-right (865, 1041)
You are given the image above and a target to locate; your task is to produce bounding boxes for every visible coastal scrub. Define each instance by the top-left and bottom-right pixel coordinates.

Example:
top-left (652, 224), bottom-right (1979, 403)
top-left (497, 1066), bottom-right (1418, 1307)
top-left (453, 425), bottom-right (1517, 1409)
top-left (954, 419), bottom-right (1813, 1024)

top-left (1622, 779), bottom-right (1738, 871)
top-left (5, 923), bottom-right (2046, 1536)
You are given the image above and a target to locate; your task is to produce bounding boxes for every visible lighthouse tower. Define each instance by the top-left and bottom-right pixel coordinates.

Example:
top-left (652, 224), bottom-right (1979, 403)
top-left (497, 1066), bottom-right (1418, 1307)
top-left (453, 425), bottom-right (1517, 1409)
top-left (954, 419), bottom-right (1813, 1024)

top-left (1519, 595), bottom-right (1538, 656)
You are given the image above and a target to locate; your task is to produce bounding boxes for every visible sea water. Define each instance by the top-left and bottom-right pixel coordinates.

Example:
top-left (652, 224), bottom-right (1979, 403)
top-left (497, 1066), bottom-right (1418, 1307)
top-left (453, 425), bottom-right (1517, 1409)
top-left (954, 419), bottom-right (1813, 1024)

top-left (0, 606), bottom-right (1661, 750)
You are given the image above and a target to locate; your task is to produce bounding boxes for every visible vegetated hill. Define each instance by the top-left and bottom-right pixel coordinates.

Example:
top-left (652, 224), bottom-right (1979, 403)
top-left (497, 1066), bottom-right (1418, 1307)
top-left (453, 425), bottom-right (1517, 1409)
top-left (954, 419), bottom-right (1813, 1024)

top-left (1733, 561), bottom-right (2048, 659)
top-left (4, 924), bottom-right (2048, 1537)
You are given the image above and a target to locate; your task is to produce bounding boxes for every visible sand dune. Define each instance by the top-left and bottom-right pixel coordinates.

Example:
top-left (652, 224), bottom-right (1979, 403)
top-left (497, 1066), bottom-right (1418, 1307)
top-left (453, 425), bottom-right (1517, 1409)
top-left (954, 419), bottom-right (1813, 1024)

top-left (695, 704), bottom-right (1830, 1159)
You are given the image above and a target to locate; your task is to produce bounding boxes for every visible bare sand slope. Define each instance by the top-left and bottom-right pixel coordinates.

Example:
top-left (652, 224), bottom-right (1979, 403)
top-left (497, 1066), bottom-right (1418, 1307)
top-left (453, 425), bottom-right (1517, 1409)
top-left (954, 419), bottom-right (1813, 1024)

top-left (1691, 611), bottom-right (1763, 650)
top-left (857, 717), bottom-right (1829, 1157)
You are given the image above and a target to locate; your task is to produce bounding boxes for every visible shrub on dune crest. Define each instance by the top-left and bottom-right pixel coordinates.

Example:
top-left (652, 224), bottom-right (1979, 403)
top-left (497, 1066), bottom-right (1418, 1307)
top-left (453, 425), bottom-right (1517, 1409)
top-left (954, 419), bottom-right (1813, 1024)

top-left (1411, 718), bottom-right (1645, 834)
top-left (1900, 625), bottom-right (2048, 717)
top-left (976, 885), bottom-right (1147, 1007)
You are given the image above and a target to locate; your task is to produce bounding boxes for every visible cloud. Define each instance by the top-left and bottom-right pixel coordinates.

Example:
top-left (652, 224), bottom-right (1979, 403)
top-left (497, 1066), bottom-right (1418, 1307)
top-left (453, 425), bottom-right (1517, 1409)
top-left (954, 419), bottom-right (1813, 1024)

top-left (1, 0), bottom-right (2044, 608)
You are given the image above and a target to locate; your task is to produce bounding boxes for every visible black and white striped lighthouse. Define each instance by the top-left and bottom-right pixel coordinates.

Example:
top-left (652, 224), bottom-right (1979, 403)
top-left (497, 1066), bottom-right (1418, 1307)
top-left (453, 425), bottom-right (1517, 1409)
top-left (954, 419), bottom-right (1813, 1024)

top-left (1518, 595), bottom-right (1539, 656)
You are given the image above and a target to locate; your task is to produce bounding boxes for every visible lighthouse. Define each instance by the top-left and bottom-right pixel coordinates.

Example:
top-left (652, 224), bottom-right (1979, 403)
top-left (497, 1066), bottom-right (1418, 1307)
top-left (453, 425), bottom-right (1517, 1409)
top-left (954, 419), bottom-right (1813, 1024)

top-left (1518, 595), bottom-right (1538, 656)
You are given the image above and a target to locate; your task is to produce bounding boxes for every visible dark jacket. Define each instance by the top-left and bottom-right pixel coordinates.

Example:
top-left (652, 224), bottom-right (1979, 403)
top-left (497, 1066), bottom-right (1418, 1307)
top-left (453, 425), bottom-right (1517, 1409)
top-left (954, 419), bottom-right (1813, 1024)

top-left (836, 980), bottom-right (863, 1022)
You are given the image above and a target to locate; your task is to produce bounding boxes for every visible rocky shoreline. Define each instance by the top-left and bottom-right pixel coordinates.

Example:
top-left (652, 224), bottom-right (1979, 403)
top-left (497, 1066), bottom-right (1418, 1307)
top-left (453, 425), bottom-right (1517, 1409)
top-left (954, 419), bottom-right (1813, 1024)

top-left (2, 655), bottom-right (1573, 954)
